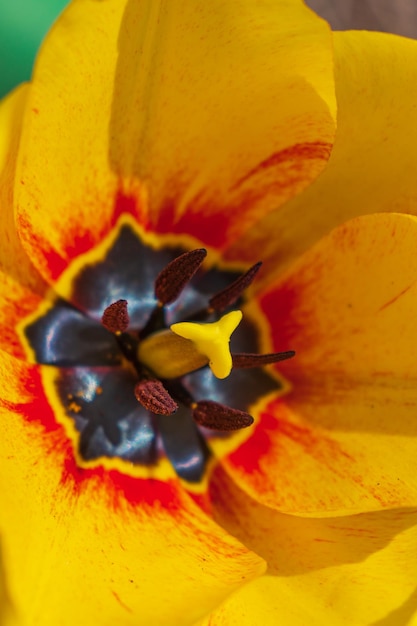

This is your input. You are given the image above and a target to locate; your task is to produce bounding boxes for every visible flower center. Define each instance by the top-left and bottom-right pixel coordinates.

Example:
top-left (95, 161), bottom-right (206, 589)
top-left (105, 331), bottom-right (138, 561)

top-left (100, 247), bottom-right (294, 433)
top-left (23, 222), bottom-right (294, 482)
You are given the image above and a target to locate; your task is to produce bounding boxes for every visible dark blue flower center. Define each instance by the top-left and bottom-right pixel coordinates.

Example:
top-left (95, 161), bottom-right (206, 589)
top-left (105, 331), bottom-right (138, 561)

top-left (23, 224), bottom-right (280, 482)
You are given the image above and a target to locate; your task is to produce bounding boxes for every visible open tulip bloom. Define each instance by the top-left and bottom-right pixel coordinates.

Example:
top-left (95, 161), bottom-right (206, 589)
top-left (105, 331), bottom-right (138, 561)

top-left (1, 1), bottom-right (417, 624)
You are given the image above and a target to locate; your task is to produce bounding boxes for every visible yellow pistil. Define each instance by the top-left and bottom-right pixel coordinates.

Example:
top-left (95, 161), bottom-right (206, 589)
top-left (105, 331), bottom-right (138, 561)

top-left (137, 310), bottom-right (242, 379)
top-left (171, 310), bottom-right (242, 379)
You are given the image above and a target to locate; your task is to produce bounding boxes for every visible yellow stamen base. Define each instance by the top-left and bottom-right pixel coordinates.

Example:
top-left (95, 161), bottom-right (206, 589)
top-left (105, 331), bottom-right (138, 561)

top-left (137, 330), bottom-right (209, 379)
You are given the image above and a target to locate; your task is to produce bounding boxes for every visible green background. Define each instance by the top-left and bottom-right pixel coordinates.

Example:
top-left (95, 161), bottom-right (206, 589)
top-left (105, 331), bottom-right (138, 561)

top-left (0, 0), bottom-right (69, 98)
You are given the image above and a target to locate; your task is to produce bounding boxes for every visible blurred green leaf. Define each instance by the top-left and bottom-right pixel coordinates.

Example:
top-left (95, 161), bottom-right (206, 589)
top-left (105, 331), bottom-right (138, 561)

top-left (0, 0), bottom-right (69, 98)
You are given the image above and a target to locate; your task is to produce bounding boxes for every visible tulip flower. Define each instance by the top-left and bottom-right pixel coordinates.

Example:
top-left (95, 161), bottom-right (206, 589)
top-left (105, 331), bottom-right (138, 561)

top-left (0, 1), bottom-right (416, 625)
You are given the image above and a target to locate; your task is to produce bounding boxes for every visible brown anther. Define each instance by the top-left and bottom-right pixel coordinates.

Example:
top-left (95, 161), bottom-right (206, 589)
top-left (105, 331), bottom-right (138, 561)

top-left (154, 248), bottom-right (207, 305)
top-left (192, 400), bottom-right (254, 431)
top-left (209, 262), bottom-right (262, 312)
top-left (232, 350), bottom-right (295, 368)
top-left (101, 299), bottom-right (130, 334)
top-left (134, 379), bottom-right (178, 415)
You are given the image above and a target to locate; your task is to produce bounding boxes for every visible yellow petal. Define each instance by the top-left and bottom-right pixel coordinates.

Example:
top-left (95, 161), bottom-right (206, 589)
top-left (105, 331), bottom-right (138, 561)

top-left (0, 349), bottom-right (265, 625)
top-left (223, 213), bottom-right (417, 514)
top-left (194, 467), bottom-right (417, 626)
top-left (15, 0), bottom-right (335, 286)
top-left (0, 545), bottom-right (16, 626)
top-left (15, 0), bottom-right (148, 286)
top-left (225, 31), bottom-right (417, 284)
top-left (0, 85), bottom-right (48, 359)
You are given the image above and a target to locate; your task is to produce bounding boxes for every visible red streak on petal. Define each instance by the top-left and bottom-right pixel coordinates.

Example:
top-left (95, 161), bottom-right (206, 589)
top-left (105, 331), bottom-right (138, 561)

top-left (59, 191), bottom-right (145, 273)
top-left (20, 189), bottom-right (149, 283)
top-left (188, 490), bottom-right (213, 517)
top-left (20, 140), bottom-right (330, 283)
top-left (42, 247), bottom-right (68, 281)
top-left (60, 455), bottom-right (185, 511)
top-left (227, 398), bottom-right (353, 480)
top-left (16, 210), bottom-right (68, 281)
top-left (152, 141), bottom-right (331, 250)
top-left (111, 590), bottom-right (133, 614)
top-left (259, 281), bottom-right (307, 356)
top-left (226, 411), bottom-right (281, 476)
top-left (155, 195), bottom-right (231, 249)
top-left (113, 189), bottom-right (145, 225)
top-left (232, 141), bottom-right (332, 190)
top-left (378, 282), bottom-right (414, 312)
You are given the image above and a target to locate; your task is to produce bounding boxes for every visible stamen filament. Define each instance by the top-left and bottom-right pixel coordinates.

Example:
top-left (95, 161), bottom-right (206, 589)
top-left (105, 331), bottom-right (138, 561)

top-left (139, 302), bottom-right (166, 339)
